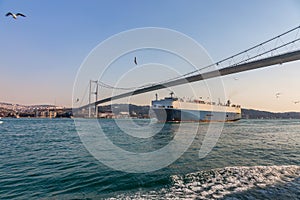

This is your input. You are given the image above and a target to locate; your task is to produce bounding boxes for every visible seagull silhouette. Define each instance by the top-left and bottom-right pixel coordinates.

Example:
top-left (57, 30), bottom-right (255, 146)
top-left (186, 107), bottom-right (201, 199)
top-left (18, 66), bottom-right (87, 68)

top-left (134, 57), bottom-right (137, 65)
top-left (293, 101), bottom-right (300, 104)
top-left (6, 12), bottom-right (26, 19)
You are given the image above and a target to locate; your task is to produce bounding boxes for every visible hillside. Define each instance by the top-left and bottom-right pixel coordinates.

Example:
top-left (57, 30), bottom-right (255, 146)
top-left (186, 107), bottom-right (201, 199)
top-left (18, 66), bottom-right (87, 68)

top-left (1, 102), bottom-right (299, 119)
top-left (242, 109), bottom-right (300, 119)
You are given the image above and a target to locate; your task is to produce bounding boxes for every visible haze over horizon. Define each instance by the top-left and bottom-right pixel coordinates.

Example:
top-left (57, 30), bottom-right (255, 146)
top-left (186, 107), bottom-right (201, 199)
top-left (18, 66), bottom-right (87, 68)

top-left (1, 0), bottom-right (300, 112)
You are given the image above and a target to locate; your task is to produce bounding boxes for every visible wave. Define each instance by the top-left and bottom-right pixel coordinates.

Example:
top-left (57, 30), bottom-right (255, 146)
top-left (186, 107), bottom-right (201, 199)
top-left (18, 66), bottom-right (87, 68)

top-left (110, 165), bottom-right (300, 199)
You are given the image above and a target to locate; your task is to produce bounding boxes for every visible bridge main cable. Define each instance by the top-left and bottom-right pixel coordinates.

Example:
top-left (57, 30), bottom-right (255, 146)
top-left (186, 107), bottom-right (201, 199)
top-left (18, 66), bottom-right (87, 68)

top-left (80, 49), bottom-right (300, 109)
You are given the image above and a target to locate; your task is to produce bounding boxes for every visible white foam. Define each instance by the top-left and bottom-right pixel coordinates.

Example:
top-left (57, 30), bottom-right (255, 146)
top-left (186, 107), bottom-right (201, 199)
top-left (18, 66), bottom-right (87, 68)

top-left (168, 165), bottom-right (300, 199)
top-left (109, 165), bottom-right (300, 200)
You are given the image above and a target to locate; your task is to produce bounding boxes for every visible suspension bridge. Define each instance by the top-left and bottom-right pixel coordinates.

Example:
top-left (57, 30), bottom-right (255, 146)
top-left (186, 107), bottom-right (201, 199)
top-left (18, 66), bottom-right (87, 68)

top-left (75, 25), bottom-right (300, 117)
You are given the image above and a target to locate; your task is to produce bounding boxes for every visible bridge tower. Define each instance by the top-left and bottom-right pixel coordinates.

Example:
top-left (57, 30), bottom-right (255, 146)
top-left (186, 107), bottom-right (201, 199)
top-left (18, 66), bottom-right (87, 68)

top-left (88, 80), bottom-right (99, 118)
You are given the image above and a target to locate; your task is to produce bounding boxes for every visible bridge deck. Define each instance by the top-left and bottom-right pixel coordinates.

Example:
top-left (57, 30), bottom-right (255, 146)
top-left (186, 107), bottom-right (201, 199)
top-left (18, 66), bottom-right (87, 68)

top-left (79, 49), bottom-right (300, 109)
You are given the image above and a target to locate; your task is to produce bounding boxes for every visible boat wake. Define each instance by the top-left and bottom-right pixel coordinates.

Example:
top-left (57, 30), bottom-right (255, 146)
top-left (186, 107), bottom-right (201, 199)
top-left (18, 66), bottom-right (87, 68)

top-left (110, 165), bottom-right (300, 199)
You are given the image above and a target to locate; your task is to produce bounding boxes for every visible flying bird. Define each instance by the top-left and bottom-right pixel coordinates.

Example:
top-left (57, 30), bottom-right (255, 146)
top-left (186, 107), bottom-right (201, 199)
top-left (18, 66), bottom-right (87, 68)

top-left (134, 57), bottom-right (137, 65)
top-left (5, 12), bottom-right (26, 19)
top-left (293, 101), bottom-right (300, 104)
top-left (275, 92), bottom-right (281, 98)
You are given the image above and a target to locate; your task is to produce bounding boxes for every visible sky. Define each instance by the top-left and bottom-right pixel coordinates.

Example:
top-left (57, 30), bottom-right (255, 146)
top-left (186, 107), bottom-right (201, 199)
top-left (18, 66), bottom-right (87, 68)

top-left (0, 0), bottom-right (300, 112)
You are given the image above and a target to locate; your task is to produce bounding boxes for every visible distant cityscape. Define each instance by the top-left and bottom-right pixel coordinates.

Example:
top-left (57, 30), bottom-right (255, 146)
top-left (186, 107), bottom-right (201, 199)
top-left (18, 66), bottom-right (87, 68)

top-left (0, 102), bottom-right (300, 119)
top-left (0, 102), bottom-right (72, 118)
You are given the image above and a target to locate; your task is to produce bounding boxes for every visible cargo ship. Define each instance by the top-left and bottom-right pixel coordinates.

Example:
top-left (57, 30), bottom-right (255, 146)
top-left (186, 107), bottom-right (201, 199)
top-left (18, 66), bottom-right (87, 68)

top-left (151, 93), bottom-right (241, 122)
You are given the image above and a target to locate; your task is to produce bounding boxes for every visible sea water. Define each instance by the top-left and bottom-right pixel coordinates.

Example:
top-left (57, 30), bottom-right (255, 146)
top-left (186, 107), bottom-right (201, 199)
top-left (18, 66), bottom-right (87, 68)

top-left (0, 118), bottom-right (299, 199)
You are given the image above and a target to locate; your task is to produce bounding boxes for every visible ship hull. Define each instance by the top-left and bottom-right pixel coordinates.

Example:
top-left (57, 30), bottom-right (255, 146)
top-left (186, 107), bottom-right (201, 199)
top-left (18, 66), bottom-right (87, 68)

top-left (152, 108), bottom-right (241, 122)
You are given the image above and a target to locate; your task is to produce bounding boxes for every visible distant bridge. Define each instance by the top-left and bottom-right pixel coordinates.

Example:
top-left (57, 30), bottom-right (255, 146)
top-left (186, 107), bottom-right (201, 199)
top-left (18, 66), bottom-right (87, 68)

top-left (77, 25), bottom-right (300, 115)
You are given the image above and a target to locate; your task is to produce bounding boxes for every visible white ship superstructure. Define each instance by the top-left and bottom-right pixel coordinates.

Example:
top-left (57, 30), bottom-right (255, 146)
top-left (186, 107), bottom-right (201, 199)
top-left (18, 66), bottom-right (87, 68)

top-left (151, 93), bottom-right (241, 122)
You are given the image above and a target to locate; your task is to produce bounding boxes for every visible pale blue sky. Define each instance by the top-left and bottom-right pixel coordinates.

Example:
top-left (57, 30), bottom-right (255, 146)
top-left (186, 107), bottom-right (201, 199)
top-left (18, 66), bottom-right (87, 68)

top-left (0, 0), bottom-right (300, 111)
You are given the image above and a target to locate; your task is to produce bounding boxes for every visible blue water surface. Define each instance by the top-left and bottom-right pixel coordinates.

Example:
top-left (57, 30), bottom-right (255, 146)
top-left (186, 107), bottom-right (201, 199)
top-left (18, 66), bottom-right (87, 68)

top-left (0, 119), bottom-right (299, 199)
